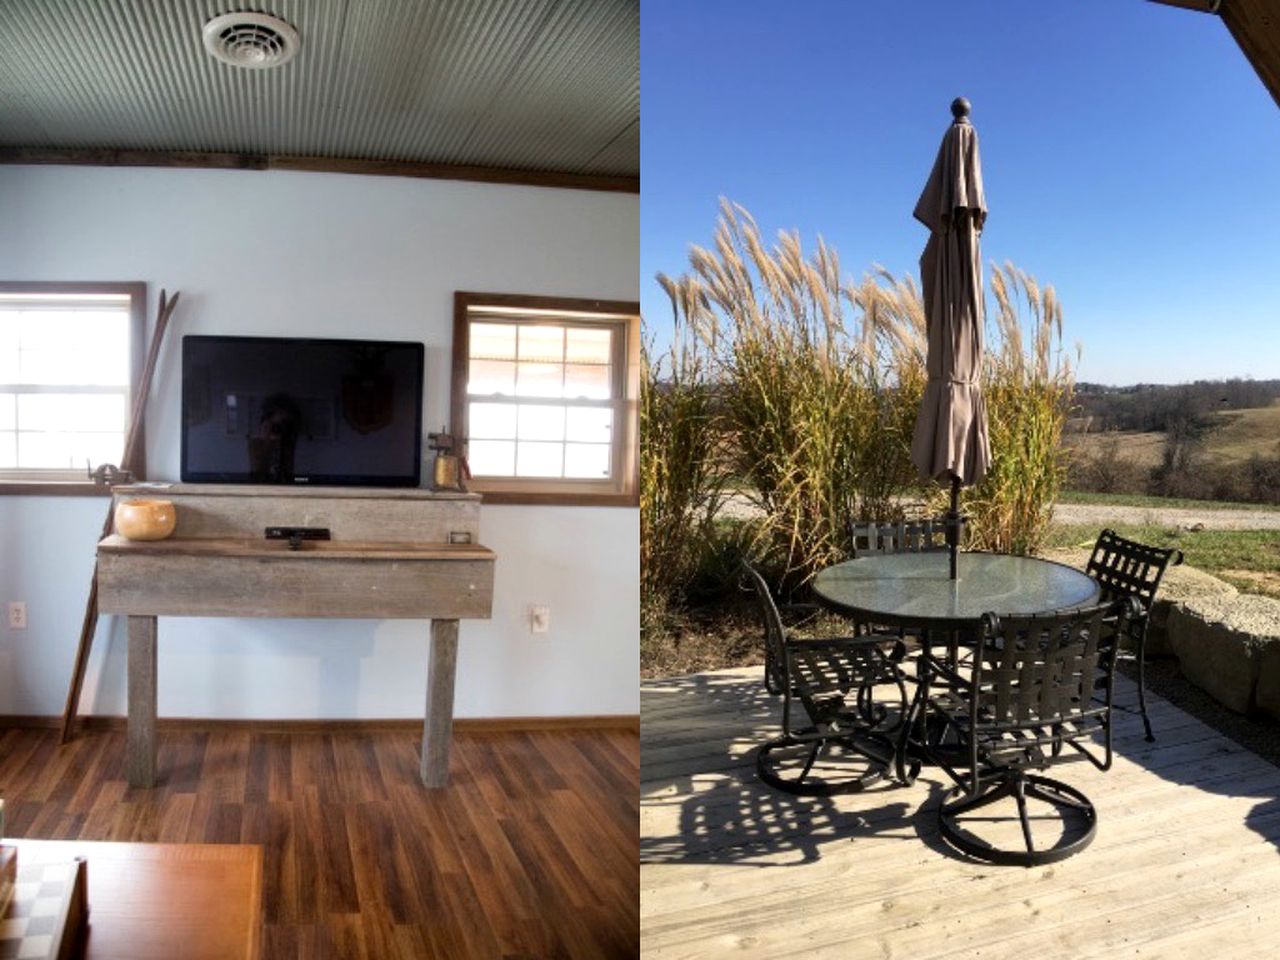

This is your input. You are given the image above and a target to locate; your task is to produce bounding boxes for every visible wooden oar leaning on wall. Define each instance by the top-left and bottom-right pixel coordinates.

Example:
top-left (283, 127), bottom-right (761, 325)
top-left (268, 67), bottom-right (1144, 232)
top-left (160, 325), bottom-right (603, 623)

top-left (59, 289), bottom-right (181, 743)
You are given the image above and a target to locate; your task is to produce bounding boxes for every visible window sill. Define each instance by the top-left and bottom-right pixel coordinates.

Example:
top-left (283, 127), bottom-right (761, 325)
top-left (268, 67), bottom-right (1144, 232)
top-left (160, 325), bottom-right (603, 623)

top-left (475, 489), bottom-right (639, 507)
top-left (0, 481), bottom-right (112, 497)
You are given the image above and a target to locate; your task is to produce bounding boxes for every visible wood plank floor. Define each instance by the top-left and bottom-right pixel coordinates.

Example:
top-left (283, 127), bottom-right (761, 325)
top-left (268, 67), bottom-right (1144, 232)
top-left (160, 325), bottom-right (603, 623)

top-left (0, 725), bottom-right (638, 959)
top-left (641, 667), bottom-right (1280, 959)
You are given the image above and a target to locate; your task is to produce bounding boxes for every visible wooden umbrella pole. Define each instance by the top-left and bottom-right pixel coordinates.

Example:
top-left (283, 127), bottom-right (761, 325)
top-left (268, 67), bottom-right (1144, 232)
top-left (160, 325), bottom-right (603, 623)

top-left (59, 290), bottom-right (180, 744)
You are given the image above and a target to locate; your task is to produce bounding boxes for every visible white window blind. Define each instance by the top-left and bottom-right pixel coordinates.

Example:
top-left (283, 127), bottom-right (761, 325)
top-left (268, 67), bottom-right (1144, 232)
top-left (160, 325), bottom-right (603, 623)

top-left (453, 293), bottom-right (639, 505)
top-left (466, 316), bottom-right (619, 481)
top-left (0, 291), bottom-right (134, 481)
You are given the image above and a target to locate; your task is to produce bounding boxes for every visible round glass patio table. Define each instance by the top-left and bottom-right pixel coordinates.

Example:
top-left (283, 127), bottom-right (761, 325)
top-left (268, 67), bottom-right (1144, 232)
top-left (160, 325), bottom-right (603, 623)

top-left (811, 551), bottom-right (1100, 629)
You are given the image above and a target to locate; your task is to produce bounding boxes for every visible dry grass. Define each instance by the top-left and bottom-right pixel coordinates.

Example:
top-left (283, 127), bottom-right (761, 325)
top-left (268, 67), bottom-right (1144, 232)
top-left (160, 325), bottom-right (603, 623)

top-left (640, 284), bottom-right (726, 615)
top-left (960, 261), bottom-right (1075, 553)
top-left (1197, 401), bottom-right (1280, 463)
top-left (646, 202), bottom-right (1073, 596)
top-left (1064, 429), bottom-right (1167, 469)
top-left (641, 202), bottom-right (1077, 677)
top-left (667, 200), bottom-right (925, 588)
top-left (1065, 402), bottom-right (1280, 470)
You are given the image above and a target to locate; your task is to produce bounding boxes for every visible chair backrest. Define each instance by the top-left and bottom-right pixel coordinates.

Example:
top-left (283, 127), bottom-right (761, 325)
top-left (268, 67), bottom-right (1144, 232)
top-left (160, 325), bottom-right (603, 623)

top-left (899, 518), bottom-right (951, 553)
top-left (850, 520), bottom-right (899, 557)
top-left (1085, 528), bottom-right (1183, 613)
top-left (970, 602), bottom-right (1121, 730)
top-left (850, 518), bottom-right (955, 558)
top-left (740, 562), bottom-right (788, 695)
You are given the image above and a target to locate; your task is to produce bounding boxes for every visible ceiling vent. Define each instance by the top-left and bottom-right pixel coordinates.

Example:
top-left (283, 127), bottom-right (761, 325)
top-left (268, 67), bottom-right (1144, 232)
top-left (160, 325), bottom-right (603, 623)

top-left (202, 12), bottom-right (299, 69)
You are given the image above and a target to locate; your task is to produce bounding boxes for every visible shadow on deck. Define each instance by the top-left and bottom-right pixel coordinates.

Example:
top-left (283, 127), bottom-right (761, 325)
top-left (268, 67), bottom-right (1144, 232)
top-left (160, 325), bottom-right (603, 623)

top-left (642, 666), bottom-right (1280, 957)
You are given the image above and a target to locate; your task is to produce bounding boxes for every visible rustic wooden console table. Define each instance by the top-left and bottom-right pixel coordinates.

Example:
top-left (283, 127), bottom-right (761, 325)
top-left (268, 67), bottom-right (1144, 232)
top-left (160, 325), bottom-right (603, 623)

top-left (96, 484), bottom-right (495, 789)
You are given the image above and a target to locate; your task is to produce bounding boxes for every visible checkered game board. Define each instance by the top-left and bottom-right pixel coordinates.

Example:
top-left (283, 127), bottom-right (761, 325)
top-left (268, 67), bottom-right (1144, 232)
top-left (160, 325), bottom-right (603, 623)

top-left (0, 860), bottom-right (81, 960)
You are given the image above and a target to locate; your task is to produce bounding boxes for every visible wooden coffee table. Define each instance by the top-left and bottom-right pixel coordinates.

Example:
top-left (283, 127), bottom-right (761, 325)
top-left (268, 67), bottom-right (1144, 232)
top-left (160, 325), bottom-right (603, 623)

top-left (5, 840), bottom-right (261, 960)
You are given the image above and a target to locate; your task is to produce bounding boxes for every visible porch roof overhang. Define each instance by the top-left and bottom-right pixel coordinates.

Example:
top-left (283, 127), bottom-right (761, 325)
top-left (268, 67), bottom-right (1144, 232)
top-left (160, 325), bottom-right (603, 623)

top-left (1150, 0), bottom-right (1280, 108)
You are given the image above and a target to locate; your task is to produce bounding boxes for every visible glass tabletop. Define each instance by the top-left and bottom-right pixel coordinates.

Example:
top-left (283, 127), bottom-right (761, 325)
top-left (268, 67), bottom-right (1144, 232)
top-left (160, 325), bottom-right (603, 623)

top-left (811, 551), bottom-right (1100, 629)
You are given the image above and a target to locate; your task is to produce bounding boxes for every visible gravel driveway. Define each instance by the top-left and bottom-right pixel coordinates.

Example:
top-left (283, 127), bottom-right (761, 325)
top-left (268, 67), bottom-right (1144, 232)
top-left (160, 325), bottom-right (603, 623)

top-left (1054, 502), bottom-right (1280, 531)
top-left (723, 494), bottom-right (1280, 531)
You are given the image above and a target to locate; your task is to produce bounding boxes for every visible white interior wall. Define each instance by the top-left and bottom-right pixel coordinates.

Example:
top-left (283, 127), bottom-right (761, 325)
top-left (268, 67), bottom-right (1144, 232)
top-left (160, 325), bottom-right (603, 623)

top-left (0, 165), bottom-right (639, 719)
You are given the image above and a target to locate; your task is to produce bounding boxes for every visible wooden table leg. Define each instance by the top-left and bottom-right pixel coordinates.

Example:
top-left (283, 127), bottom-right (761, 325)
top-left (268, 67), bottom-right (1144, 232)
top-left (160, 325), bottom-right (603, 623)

top-left (421, 619), bottom-right (459, 788)
top-left (127, 615), bottom-right (158, 788)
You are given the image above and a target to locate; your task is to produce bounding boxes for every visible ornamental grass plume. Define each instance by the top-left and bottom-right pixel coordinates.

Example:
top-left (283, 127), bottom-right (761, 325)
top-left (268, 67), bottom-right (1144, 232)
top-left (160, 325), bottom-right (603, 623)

top-left (643, 201), bottom-right (1075, 600)
top-left (674, 201), bottom-right (924, 588)
top-left (640, 275), bottom-right (727, 617)
top-left (959, 261), bottom-right (1074, 554)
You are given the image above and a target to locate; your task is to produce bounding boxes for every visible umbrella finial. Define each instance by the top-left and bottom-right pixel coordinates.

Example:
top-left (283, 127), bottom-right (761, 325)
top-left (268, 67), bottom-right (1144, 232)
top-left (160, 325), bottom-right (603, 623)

top-left (951, 97), bottom-right (971, 123)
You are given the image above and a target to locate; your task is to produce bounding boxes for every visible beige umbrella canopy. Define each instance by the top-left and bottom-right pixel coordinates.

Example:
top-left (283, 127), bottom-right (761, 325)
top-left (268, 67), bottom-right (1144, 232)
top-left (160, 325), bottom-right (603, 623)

top-left (910, 97), bottom-right (991, 578)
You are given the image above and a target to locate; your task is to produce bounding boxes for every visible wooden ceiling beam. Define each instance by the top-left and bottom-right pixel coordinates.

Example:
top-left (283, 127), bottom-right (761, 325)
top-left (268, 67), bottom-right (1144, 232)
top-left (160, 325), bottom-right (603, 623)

top-left (0, 147), bottom-right (639, 194)
top-left (1221, 0), bottom-right (1280, 109)
top-left (1149, 0), bottom-right (1280, 109)
top-left (1150, 0), bottom-right (1220, 12)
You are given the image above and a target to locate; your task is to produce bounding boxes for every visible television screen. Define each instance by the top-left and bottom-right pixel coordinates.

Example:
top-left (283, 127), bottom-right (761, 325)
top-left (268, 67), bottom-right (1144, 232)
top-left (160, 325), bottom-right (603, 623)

top-left (181, 335), bottom-right (424, 487)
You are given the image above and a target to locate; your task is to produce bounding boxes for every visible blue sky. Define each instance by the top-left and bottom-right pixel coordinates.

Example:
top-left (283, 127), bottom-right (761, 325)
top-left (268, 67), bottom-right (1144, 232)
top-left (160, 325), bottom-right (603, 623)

top-left (641, 0), bottom-right (1280, 385)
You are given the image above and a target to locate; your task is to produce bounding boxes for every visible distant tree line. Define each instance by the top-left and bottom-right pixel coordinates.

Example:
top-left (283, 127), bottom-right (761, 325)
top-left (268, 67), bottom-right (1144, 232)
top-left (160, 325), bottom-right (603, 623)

top-left (1068, 378), bottom-right (1280, 505)
top-left (1070, 378), bottom-right (1280, 433)
top-left (1071, 440), bottom-right (1280, 505)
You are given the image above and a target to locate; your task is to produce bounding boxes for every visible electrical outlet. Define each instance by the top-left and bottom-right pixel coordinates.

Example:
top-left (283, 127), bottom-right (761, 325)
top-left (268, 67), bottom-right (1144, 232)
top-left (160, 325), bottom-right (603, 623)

top-left (530, 605), bottom-right (550, 634)
top-left (8, 601), bottom-right (27, 630)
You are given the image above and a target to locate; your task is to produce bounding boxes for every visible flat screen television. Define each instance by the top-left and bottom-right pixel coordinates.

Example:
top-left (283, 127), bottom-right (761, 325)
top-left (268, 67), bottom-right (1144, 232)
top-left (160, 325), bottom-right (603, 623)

top-left (181, 335), bottom-right (424, 487)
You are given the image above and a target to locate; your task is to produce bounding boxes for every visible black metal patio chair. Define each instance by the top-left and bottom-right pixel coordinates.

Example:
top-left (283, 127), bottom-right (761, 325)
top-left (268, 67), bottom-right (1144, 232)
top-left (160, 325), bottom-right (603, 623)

top-left (850, 517), bottom-right (957, 558)
top-left (742, 562), bottom-right (911, 795)
top-left (916, 598), bottom-right (1139, 866)
top-left (1086, 528), bottom-right (1183, 742)
top-left (850, 516), bottom-right (968, 664)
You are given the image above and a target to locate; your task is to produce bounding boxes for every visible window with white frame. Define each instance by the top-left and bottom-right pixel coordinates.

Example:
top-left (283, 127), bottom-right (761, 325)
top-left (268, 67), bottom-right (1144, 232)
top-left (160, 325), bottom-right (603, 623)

top-left (0, 282), bottom-right (144, 487)
top-left (451, 292), bottom-right (639, 505)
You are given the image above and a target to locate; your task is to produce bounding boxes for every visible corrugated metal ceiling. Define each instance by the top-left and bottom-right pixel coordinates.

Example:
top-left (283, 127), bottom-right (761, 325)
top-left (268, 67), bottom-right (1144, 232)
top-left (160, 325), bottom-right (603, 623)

top-left (0, 0), bottom-right (638, 182)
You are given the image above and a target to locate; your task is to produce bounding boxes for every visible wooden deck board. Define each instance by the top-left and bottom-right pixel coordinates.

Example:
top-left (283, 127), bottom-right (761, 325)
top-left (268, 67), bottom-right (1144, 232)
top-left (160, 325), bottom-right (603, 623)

top-left (641, 667), bottom-right (1280, 959)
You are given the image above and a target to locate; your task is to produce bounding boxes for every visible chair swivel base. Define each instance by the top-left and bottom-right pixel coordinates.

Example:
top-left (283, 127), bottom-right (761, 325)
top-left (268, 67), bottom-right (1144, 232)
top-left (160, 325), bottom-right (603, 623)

top-left (756, 729), bottom-right (893, 796)
top-left (938, 773), bottom-right (1097, 867)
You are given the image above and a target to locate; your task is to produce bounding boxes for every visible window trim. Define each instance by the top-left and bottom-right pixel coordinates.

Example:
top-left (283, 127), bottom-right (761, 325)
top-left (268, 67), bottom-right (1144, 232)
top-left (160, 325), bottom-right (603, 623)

top-left (451, 291), bottom-right (640, 507)
top-left (0, 280), bottom-right (147, 496)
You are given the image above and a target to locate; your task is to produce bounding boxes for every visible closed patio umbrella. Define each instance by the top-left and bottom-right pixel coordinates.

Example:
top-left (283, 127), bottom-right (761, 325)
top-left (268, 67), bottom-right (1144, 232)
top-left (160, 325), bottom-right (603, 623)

top-left (910, 97), bottom-right (991, 579)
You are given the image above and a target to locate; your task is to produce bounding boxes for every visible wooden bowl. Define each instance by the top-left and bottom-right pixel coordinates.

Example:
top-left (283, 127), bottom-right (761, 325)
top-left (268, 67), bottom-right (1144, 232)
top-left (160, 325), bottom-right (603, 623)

top-left (114, 498), bottom-right (177, 541)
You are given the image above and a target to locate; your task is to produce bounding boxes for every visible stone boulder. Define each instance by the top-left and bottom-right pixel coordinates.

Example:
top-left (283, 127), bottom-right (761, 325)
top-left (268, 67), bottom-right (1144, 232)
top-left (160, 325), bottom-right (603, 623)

top-left (1143, 562), bottom-right (1239, 657)
top-left (1254, 627), bottom-right (1280, 723)
top-left (1166, 594), bottom-right (1280, 716)
top-left (1038, 547), bottom-right (1237, 657)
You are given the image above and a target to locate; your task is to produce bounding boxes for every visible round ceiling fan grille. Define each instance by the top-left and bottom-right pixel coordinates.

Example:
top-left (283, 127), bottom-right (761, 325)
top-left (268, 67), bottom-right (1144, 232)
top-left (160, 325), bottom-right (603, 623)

top-left (202, 12), bottom-right (299, 69)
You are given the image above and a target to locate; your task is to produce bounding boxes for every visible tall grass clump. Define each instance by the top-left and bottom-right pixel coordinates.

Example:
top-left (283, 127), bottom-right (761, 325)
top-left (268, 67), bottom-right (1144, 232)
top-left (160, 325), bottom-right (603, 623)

top-left (666, 201), bottom-right (925, 587)
top-left (648, 201), bottom-right (1076, 609)
top-left (959, 262), bottom-right (1075, 553)
top-left (640, 276), bottom-right (728, 627)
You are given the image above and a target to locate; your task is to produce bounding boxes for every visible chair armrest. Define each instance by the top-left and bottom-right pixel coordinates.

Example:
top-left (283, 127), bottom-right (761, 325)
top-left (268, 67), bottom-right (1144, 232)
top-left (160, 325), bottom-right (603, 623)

top-left (789, 632), bottom-right (901, 652)
top-left (788, 633), bottom-right (909, 671)
top-left (778, 601), bottom-right (823, 632)
top-left (779, 602), bottom-right (821, 615)
top-left (919, 649), bottom-right (972, 691)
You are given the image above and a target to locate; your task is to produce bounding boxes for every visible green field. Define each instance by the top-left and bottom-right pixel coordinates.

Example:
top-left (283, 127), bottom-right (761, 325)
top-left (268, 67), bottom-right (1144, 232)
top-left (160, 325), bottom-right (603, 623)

top-left (1045, 522), bottom-right (1280, 599)
top-left (1057, 490), bottom-right (1280, 513)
